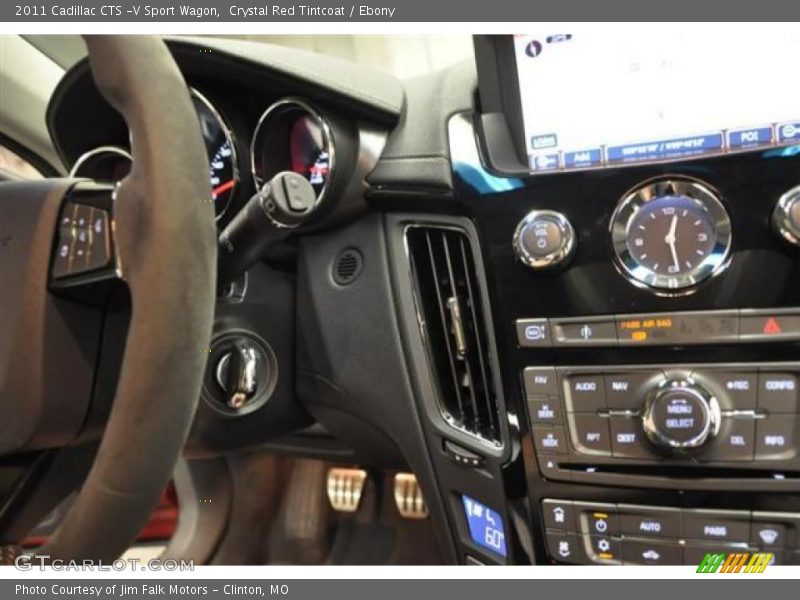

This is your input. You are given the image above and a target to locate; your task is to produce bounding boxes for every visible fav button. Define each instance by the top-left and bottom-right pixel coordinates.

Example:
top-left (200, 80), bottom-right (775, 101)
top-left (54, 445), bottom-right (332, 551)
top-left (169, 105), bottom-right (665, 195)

top-left (523, 367), bottom-right (559, 396)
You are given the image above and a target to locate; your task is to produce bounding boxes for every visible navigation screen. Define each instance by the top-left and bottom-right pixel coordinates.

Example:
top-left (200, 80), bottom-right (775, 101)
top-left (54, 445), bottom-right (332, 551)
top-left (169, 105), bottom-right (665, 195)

top-left (513, 31), bottom-right (800, 172)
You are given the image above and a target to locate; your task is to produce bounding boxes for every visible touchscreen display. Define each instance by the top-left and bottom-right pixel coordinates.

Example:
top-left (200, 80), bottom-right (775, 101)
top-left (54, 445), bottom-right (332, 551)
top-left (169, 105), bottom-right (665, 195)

top-left (513, 30), bottom-right (800, 172)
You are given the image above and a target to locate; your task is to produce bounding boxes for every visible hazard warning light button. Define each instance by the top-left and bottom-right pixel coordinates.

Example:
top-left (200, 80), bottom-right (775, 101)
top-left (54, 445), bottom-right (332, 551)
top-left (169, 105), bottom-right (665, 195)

top-left (740, 310), bottom-right (800, 342)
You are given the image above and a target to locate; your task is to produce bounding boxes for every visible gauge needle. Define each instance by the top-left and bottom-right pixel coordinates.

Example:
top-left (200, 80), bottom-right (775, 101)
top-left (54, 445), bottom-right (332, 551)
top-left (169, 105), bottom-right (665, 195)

top-left (665, 214), bottom-right (679, 271)
top-left (212, 180), bottom-right (234, 198)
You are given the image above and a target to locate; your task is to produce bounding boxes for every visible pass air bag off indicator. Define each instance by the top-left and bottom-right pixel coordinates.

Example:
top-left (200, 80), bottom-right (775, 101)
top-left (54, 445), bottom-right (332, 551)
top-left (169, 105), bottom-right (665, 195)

top-left (616, 310), bottom-right (738, 345)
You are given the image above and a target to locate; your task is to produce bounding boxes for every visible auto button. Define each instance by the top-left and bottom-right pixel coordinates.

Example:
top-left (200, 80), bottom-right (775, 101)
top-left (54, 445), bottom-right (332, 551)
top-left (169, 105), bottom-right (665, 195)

top-left (618, 505), bottom-right (681, 539)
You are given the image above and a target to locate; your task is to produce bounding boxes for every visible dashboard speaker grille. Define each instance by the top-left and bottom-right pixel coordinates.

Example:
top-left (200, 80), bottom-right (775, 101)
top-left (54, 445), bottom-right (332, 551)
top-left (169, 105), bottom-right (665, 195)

top-left (406, 226), bottom-right (501, 445)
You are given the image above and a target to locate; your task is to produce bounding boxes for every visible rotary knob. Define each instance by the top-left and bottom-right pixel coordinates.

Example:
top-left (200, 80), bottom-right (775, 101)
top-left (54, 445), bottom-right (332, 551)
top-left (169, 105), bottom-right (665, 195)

top-left (772, 185), bottom-right (800, 246)
top-left (513, 210), bottom-right (576, 270)
top-left (642, 378), bottom-right (720, 450)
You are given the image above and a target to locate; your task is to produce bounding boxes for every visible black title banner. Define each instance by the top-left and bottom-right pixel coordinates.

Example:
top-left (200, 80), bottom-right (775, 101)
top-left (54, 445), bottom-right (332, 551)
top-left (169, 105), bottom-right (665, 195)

top-left (5, 0), bottom-right (800, 21)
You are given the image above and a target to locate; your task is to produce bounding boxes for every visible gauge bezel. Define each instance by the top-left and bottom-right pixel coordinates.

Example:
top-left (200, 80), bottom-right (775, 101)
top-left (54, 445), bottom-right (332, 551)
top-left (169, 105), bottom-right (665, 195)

top-left (189, 88), bottom-right (239, 221)
top-left (610, 178), bottom-right (732, 294)
top-left (69, 145), bottom-right (132, 181)
top-left (250, 97), bottom-right (335, 214)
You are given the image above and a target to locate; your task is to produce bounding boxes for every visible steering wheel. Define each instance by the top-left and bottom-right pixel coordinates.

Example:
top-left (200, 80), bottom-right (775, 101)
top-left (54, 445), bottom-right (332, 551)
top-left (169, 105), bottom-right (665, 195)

top-left (0, 36), bottom-right (216, 560)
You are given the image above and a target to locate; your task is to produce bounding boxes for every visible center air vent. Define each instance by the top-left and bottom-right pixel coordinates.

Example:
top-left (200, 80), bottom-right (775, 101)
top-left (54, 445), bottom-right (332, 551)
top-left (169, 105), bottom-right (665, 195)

top-left (406, 226), bottom-right (502, 446)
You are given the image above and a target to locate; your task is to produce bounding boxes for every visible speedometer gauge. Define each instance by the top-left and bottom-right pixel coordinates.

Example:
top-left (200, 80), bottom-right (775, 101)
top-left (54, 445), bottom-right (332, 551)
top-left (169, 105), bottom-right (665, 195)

top-left (251, 98), bottom-right (334, 209)
top-left (190, 89), bottom-right (238, 219)
top-left (610, 179), bottom-right (732, 293)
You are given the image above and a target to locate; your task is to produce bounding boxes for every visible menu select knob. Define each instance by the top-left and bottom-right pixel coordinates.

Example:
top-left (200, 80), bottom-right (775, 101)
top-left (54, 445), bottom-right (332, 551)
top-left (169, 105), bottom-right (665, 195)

top-left (513, 210), bottom-right (576, 270)
top-left (772, 186), bottom-right (800, 246)
top-left (642, 378), bottom-right (720, 450)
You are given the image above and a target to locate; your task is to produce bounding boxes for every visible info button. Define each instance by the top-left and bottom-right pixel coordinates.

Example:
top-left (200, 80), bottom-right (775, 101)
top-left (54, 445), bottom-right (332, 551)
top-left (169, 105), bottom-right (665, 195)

top-left (551, 317), bottom-right (618, 347)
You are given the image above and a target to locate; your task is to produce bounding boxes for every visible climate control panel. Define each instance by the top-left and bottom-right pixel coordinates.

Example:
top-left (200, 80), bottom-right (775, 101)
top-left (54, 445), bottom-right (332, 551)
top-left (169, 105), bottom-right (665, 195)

top-left (526, 363), bottom-right (800, 486)
top-left (541, 499), bottom-right (800, 565)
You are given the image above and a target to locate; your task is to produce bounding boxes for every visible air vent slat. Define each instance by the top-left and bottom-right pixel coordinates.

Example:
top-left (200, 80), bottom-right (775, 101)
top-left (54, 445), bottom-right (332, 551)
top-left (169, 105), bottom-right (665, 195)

top-left (423, 231), bottom-right (469, 424)
top-left (407, 225), bottom-right (501, 446)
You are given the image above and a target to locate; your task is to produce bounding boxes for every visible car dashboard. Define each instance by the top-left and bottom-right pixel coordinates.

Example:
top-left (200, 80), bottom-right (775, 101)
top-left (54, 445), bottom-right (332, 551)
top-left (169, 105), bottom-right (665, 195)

top-left (45, 34), bottom-right (800, 567)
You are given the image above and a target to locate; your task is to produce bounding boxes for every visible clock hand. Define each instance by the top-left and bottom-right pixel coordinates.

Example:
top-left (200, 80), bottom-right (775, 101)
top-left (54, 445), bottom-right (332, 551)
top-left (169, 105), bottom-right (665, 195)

top-left (666, 215), bottom-right (679, 270)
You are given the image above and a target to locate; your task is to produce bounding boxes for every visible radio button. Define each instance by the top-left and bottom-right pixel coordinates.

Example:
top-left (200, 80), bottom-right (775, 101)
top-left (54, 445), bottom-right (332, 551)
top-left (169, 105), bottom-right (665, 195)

top-left (755, 415), bottom-right (798, 460)
top-left (528, 399), bottom-right (562, 424)
top-left (609, 416), bottom-right (653, 459)
top-left (682, 509), bottom-right (750, 543)
top-left (700, 417), bottom-right (755, 462)
top-left (604, 370), bottom-right (661, 410)
top-left (542, 499), bottom-right (576, 531)
top-left (523, 367), bottom-right (559, 396)
top-left (694, 369), bottom-right (757, 410)
top-left (622, 540), bottom-right (683, 565)
top-left (566, 374), bottom-right (606, 412)
top-left (570, 415), bottom-right (612, 455)
top-left (617, 505), bottom-right (681, 539)
top-left (757, 372), bottom-right (798, 412)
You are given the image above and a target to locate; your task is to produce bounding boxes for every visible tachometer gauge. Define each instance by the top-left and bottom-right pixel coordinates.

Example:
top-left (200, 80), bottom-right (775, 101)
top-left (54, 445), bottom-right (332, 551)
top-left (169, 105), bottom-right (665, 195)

top-left (251, 98), bottom-right (334, 209)
top-left (610, 179), bottom-right (732, 293)
top-left (190, 89), bottom-right (239, 219)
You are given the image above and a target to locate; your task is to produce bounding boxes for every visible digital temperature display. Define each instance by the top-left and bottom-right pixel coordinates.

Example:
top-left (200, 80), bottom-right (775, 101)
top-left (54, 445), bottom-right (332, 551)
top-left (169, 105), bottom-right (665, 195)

top-left (461, 495), bottom-right (507, 558)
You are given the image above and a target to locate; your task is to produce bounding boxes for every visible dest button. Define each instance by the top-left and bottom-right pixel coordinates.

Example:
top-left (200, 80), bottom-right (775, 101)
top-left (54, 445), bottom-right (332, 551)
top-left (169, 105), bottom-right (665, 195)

top-left (609, 416), bottom-right (653, 459)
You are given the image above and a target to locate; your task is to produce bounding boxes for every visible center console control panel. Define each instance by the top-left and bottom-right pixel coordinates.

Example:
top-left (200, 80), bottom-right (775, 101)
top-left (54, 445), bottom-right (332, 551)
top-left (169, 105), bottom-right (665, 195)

top-left (541, 499), bottom-right (800, 565)
top-left (526, 362), bottom-right (800, 486)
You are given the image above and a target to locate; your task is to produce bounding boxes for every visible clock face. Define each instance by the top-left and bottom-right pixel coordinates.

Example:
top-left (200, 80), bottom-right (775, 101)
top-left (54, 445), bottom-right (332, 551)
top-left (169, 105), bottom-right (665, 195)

top-left (611, 180), bottom-right (732, 292)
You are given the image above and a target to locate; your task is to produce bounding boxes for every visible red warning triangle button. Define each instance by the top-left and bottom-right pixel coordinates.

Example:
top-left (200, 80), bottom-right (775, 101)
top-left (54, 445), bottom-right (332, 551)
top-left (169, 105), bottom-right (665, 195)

top-left (763, 317), bottom-right (783, 335)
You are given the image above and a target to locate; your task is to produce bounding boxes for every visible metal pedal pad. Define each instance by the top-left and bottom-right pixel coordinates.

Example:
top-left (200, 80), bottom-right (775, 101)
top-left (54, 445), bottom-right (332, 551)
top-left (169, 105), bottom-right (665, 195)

top-left (394, 472), bottom-right (429, 519)
top-left (326, 468), bottom-right (367, 513)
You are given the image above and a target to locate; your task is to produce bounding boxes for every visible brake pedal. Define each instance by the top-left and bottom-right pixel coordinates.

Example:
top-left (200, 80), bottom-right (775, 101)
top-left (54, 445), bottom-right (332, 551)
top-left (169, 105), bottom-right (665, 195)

top-left (326, 468), bottom-right (367, 513)
top-left (394, 473), bottom-right (429, 519)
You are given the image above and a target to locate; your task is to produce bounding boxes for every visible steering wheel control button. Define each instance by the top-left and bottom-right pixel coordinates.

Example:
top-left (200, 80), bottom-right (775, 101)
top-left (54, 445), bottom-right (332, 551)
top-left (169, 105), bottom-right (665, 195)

top-left (609, 416), bottom-right (652, 459)
top-left (642, 379), bottom-right (720, 450)
top-left (757, 372), bottom-right (798, 412)
top-left (541, 499), bottom-right (576, 531)
top-left (515, 318), bottom-right (552, 347)
top-left (523, 366), bottom-right (559, 396)
top-left (513, 210), bottom-right (576, 270)
top-left (772, 185), bottom-right (800, 246)
top-left (52, 199), bottom-right (113, 281)
top-left (622, 540), bottom-right (683, 565)
top-left (617, 505), bottom-right (681, 539)
top-left (570, 414), bottom-right (612, 455)
top-left (604, 370), bottom-right (662, 410)
top-left (755, 415), bottom-right (798, 461)
top-left (532, 426), bottom-right (566, 454)
top-left (681, 510), bottom-right (750, 543)
top-left (551, 317), bottom-right (618, 346)
top-left (565, 374), bottom-right (606, 412)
